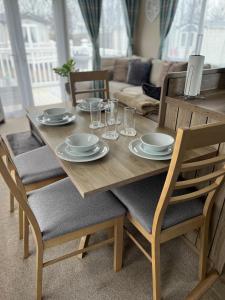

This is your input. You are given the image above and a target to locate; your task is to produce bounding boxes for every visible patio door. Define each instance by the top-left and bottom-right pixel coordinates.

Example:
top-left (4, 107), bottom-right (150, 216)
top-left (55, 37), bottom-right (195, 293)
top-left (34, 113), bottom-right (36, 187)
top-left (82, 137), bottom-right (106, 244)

top-left (1, 0), bottom-right (66, 117)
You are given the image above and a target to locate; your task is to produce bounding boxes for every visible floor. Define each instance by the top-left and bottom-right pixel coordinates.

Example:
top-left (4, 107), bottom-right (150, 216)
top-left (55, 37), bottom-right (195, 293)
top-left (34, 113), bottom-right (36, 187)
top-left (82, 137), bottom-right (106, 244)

top-left (0, 117), bottom-right (225, 300)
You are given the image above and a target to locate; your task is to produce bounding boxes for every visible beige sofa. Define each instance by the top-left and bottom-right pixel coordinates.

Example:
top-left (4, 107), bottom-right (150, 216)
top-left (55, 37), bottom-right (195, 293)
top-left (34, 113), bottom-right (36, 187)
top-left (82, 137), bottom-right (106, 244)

top-left (101, 57), bottom-right (190, 119)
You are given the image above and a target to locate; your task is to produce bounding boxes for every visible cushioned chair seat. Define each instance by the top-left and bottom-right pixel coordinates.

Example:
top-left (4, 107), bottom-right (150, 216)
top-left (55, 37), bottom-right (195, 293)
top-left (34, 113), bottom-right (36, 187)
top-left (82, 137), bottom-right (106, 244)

top-left (28, 178), bottom-right (126, 241)
top-left (111, 173), bottom-right (204, 233)
top-left (13, 145), bottom-right (65, 185)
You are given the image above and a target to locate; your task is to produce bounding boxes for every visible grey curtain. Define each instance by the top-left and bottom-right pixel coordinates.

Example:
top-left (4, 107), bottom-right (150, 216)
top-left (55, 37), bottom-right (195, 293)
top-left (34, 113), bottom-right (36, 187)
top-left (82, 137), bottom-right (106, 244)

top-left (159, 0), bottom-right (178, 58)
top-left (78, 0), bottom-right (102, 70)
top-left (122, 0), bottom-right (140, 56)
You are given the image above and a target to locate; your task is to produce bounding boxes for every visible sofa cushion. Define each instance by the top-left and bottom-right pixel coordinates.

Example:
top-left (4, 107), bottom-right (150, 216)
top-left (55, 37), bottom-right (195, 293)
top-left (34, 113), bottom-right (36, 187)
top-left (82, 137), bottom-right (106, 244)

top-left (142, 83), bottom-right (161, 100)
top-left (168, 61), bottom-right (188, 73)
top-left (127, 60), bottom-right (151, 86)
top-left (109, 81), bottom-right (134, 97)
top-left (150, 59), bottom-right (172, 87)
top-left (114, 91), bottom-right (159, 115)
top-left (122, 86), bottom-right (143, 96)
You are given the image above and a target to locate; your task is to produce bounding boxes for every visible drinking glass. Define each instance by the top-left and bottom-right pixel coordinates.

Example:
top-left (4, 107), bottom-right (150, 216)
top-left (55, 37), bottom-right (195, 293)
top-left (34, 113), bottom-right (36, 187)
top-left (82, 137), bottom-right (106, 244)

top-left (107, 98), bottom-right (120, 124)
top-left (102, 105), bottom-right (119, 140)
top-left (120, 107), bottom-right (136, 136)
top-left (89, 102), bottom-right (104, 129)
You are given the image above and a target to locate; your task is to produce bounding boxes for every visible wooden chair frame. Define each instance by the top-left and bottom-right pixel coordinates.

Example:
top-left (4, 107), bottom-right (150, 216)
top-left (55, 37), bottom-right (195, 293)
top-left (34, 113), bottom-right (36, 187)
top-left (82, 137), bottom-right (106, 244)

top-left (1, 135), bottom-right (66, 239)
top-left (0, 137), bottom-right (124, 300)
top-left (122, 122), bottom-right (225, 300)
top-left (69, 70), bottom-right (110, 106)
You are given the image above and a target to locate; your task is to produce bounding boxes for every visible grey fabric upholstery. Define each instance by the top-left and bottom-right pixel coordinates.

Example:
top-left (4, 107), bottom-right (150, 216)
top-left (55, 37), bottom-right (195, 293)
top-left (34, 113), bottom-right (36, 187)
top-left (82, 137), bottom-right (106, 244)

top-left (6, 131), bottom-right (43, 156)
top-left (28, 178), bottom-right (126, 241)
top-left (13, 145), bottom-right (65, 184)
top-left (111, 173), bottom-right (204, 233)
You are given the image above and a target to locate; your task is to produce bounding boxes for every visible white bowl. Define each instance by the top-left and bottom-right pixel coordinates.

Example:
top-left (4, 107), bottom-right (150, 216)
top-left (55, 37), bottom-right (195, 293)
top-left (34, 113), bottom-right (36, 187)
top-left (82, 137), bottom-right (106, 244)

top-left (84, 98), bottom-right (103, 108)
top-left (43, 108), bottom-right (67, 121)
top-left (140, 133), bottom-right (174, 152)
top-left (65, 133), bottom-right (99, 153)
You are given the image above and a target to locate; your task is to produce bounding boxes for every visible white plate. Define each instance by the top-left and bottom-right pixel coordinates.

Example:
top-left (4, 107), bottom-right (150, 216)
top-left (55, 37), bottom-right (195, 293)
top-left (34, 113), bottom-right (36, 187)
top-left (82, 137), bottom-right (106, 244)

top-left (129, 139), bottom-right (172, 160)
top-left (37, 113), bottom-right (76, 126)
top-left (77, 102), bottom-right (106, 112)
top-left (65, 144), bottom-right (100, 157)
top-left (55, 140), bottom-right (109, 162)
top-left (140, 143), bottom-right (173, 156)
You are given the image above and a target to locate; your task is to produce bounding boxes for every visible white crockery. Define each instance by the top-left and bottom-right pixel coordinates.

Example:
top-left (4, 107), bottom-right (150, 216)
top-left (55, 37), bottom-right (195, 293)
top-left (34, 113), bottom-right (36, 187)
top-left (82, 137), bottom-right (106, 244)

top-left (37, 113), bottom-right (75, 126)
top-left (65, 133), bottom-right (99, 153)
top-left (55, 140), bottom-right (109, 162)
top-left (140, 133), bottom-right (174, 152)
top-left (84, 97), bottom-right (103, 108)
top-left (65, 144), bottom-right (100, 157)
top-left (129, 139), bottom-right (172, 161)
top-left (43, 108), bottom-right (67, 121)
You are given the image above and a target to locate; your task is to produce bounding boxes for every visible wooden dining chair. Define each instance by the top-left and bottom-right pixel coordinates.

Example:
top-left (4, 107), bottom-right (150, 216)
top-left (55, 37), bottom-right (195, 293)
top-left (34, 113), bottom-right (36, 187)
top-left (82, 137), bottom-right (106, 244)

top-left (111, 122), bottom-right (225, 300)
top-left (69, 70), bottom-right (110, 106)
top-left (1, 136), bottom-right (66, 239)
top-left (0, 138), bottom-right (125, 300)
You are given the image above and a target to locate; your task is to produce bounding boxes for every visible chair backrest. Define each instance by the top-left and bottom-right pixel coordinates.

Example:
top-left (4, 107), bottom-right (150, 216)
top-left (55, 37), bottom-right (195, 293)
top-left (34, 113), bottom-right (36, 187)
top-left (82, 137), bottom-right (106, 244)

top-left (0, 136), bottom-right (42, 243)
top-left (69, 70), bottom-right (110, 106)
top-left (152, 122), bottom-right (225, 236)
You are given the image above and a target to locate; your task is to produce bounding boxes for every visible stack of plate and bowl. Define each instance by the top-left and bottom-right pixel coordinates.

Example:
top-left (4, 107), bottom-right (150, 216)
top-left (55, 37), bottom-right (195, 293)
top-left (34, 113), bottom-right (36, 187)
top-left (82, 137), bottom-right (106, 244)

top-left (55, 133), bottom-right (109, 162)
top-left (37, 108), bottom-right (75, 126)
top-left (77, 98), bottom-right (104, 112)
top-left (129, 133), bottom-right (174, 160)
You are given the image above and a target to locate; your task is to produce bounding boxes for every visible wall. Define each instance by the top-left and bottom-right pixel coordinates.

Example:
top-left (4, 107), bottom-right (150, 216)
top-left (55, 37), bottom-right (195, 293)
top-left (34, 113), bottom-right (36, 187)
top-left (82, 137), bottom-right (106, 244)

top-left (134, 0), bottom-right (160, 59)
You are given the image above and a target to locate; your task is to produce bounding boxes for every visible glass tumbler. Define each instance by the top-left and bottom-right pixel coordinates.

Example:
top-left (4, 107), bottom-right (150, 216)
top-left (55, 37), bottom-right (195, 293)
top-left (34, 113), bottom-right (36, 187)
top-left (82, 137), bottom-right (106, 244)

top-left (107, 98), bottom-right (120, 124)
top-left (102, 105), bottom-right (119, 140)
top-left (89, 102), bottom-right (103, 129)
top-left (120, 107), bottom-right (136, 136)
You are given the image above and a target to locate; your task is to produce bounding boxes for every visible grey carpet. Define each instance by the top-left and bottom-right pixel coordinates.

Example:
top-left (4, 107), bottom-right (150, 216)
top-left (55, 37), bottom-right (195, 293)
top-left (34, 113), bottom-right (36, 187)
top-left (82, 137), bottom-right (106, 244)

top-left (6, 131), bottom-right (43, 156)
top-left (1, 176), bottom-right (225, 300)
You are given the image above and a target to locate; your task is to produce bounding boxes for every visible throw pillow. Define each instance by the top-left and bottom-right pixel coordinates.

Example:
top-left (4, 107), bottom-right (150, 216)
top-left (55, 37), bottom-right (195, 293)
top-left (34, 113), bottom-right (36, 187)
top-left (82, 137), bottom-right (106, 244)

top-left (113, 58), bottom-right (130, 82)
top-left (127, 60), bottom-right (151, 86)
top-left (150, 59), bottom-right (172, 87)
top-left (142, 83), bottom-right (161, 100)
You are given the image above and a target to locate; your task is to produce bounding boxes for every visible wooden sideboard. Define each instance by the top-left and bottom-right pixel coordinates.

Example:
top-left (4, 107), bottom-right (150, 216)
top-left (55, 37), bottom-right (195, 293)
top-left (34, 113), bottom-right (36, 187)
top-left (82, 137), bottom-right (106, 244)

top-left (158, 68), bottom-right (225, 275)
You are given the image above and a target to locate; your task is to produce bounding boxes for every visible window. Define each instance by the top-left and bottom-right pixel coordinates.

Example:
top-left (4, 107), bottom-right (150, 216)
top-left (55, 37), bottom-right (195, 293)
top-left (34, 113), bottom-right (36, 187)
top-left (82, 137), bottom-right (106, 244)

top-left (99, 0), bottom-right (128, 57)
top-left (163, 0), bottom-right (225, 66)
top-left (201, 0), bottom-right (225, 66)
top-left (66, 0), bottom-right (128, 71)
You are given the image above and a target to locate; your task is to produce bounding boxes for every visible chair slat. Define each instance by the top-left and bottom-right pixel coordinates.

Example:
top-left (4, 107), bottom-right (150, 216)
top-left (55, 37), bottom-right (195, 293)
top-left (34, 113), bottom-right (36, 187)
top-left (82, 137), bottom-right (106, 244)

top-left (75, 88), bottom-right (107, 95)
top-left (175, 168), bottom-right (225, 190)
top-left (169, 182), bottom-right (218, 205)
top-left (181, 155), bottom-right (225, 172)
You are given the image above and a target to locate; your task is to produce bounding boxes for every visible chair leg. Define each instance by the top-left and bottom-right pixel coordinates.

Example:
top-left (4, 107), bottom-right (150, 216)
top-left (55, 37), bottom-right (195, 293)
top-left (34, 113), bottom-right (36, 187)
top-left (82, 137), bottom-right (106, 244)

top-left (19, 205), bottom-right (23, 240)
top-left (113, 217), bottom-right (124, 272)
top-left (78, 235), bottom-right (90, 259)
top-left (10, 192), bottom-right (14, 213)
top-left (23, 213), bottom-right (29, 259)
top-left (36, 246), bottom-right (43, 300)
top-left (151, 239), bottom-right (161, 300)
top-left (199, 221), bottom-right (209, 281)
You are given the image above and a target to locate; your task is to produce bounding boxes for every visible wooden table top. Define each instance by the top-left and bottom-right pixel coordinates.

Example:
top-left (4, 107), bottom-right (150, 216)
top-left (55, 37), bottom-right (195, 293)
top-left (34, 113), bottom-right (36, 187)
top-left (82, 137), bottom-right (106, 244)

top-left (27, 104), bottom-right (215, 198)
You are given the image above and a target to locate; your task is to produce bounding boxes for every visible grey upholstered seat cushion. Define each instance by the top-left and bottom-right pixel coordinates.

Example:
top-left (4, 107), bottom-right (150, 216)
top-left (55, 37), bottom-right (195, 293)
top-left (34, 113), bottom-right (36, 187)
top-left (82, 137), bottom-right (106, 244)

top-left (28, 178), bottom-right (126, 241)
top-left (13, 145), bottom-right (65, 184)
top-left (111, 173), bottom-right (204, 233)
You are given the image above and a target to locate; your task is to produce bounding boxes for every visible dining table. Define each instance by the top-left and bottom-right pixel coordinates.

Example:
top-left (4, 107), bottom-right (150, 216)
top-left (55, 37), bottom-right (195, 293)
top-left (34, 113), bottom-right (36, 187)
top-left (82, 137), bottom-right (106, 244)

top-left (26, 103), bottom-right (217, 199)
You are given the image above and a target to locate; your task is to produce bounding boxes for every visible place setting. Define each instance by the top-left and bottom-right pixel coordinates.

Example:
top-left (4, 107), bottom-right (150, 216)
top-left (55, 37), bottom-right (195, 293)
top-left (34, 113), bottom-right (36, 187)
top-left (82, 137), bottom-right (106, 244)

top-left (129, 132), bottom-right (174, 160)
top-left (55, 132), bottom-right (109, 162)
top-left (36, 107), bottom-right (76, 126)
top-left (77, 97), bottom-right (106, 112)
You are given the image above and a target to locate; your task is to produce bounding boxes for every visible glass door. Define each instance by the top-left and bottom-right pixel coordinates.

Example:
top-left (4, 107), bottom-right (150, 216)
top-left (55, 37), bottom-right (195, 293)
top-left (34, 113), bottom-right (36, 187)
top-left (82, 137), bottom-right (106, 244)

top-left (18, 0), bottom-right (62, 106)
top-left (0, 0), bottom-right (24, 116)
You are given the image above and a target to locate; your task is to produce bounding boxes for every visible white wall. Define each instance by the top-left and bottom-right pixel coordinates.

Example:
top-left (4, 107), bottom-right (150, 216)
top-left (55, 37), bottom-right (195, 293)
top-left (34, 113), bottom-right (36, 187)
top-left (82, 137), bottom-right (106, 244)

top-left (134, 0), bottom-right (160, 59)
